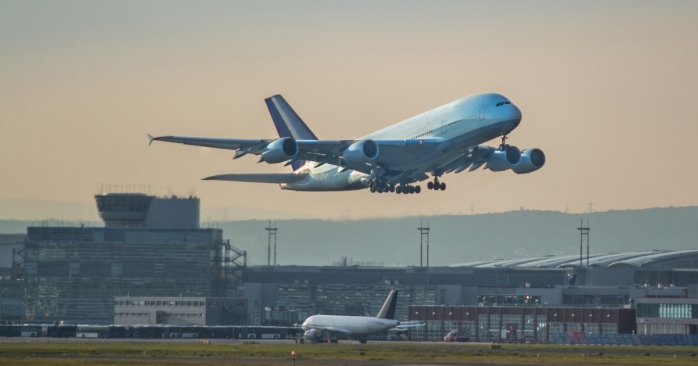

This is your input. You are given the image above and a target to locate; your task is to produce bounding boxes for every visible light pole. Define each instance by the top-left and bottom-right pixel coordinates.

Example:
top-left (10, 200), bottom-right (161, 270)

top-left (494, 264), bottom-right (502, 306)
top-left (0, 288), bottom-right (6, 324)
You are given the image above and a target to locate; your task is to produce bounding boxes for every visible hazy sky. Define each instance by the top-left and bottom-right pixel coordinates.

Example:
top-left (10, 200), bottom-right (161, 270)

top-left (2, 1), bottom-right (697, 220)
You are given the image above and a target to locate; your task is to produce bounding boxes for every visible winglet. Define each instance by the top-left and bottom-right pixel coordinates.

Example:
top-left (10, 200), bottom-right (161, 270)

top-left (147, 133), bottom-right (155, 146)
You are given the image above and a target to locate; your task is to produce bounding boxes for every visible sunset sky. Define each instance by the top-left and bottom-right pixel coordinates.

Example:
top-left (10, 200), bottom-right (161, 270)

top-left (2, 1), bottom-right (697, 221)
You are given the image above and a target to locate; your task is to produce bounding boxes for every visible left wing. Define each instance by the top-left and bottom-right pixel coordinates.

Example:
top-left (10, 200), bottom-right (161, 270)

top-left (203, 172), bottom-right (308, 184)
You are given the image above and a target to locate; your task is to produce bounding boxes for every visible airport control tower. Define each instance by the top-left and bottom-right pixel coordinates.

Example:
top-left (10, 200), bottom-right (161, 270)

top-left (20, 192), bottom-right (244, 324)
top-left (95, 193), bottom-right (199, 229)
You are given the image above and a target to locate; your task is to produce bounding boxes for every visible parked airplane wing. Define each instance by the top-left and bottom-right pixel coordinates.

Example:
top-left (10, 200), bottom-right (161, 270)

top-left (392, 322), bottom-right (426, 331)
top-left (202, 172), bottom-right (308, 184)
top-left (314, 326), bottom-right (353, 335)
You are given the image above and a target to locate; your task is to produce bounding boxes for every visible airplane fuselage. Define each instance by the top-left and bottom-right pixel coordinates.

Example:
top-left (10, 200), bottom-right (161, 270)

top-left (302, 315), bottom-right (399, 336)
top-left (283, 93), bottom-right (522, 191)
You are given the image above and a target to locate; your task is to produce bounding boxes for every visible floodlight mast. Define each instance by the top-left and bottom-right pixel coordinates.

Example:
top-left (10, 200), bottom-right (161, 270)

top-left (578, 219), bottom-right (590, 267)
top-left (266, 220), bottom-right (278, 266)
top-left (418, 219), bottom-right (431, 267)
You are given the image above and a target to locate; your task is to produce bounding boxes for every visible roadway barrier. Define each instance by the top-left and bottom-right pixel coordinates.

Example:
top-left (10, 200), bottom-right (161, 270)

top-left (551, 333), bottom-right (698, 346)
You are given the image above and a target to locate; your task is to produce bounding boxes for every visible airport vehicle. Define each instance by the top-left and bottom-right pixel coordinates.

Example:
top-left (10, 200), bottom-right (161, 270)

top-left (19, 324), bottom-right (44, 337)
top-left (0, 324), bottom-right (305, 340)
top-left (301, 290), bottom-right (424, 343)
top-left (148, 93), bottom-right (544, 194)
top-left (444, 329), bottom-right (471, 342)
top-left (77, 325), bottom-right (108, 338)
top-left (47, 324), bottom-right (78, 338)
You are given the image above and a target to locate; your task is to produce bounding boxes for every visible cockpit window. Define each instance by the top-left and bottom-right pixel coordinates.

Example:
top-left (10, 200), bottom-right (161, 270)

top-left (496, 101), bottom-right (512, 107)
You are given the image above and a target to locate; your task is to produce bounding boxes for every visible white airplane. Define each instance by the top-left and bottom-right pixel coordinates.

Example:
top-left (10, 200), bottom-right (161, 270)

top-left (148, 93), bottom-right (544, 194)
top-left (301, 290), bottom-right (423, 343)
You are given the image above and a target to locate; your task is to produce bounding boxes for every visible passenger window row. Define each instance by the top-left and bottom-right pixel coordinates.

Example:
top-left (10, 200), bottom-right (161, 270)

top-left (411, 118), bottom-right (467, 139)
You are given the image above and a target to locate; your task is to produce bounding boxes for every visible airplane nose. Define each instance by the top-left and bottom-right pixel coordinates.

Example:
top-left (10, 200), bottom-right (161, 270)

top-left (510, 105), bottom-right (522, 126)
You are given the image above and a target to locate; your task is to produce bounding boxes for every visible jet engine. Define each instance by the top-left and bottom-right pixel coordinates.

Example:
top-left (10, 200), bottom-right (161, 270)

top-left (512, 148), bottom-right (546, 174)
top-left (304, 329), bottom-right (323, 342)
top-left (485, 146), bottom-right (521, 172)
top-left (485, 146), bottom-right (546, 174)
top-left (342, 140), bottom-right (379, 167)
top-left (261, 138), bottom-right (299, 164)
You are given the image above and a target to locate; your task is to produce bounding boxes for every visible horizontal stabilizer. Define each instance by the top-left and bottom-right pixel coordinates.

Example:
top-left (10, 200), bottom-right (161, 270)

top-left (202, 173), bottom-right (307, 184)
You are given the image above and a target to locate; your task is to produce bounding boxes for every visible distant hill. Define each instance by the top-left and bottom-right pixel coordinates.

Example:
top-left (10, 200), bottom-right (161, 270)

top-left (213, 207), bottom-right (698, 266)
top-left (2, 207), bottom-right (697, 267)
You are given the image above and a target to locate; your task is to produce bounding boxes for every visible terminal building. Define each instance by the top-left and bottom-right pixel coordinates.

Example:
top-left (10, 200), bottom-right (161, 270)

top-left (16, 193), bottom-right (245, 324)
top-left (407, 305), bottom-right (636, 342)
top-left (237, 250), bottom-right (698, 337)
top-left (113, 296), bottom-right (249, 326)
top-left (4, 193), bottom-right (698, 339)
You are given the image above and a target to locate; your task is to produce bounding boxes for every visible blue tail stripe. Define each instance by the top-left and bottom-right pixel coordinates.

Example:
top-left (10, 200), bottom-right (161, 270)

top-left (265, 95), bottom-right (318, 140)
top-left (264, 95), bottom-right (318, 171)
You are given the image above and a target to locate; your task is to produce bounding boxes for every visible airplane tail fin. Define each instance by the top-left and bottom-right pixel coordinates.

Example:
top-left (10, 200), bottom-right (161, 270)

top-left (265, 95), bottom-right (318, 171)
top-left (376, 290), bottom-right (398, 320)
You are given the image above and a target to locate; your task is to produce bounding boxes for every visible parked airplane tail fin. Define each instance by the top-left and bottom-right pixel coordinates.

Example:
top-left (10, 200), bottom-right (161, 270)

top-left (376, 290), bottom-right (398, 320)
top-left (265, 95), bottom-right (318, 171)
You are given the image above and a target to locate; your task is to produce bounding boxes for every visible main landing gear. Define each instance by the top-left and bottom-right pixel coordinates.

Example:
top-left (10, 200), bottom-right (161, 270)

top-left (368, 180), bottom-right (420, 194)
top-left (396, 184), bottom-right (420, 194)
top-left (427, 177), bottom-right (446, 191)
top-left (369, 180), bottom-right (395, 193)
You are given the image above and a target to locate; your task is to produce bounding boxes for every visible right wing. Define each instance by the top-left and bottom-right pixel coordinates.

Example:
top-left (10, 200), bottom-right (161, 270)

top-left (202, 172), bottom-right (307, 184)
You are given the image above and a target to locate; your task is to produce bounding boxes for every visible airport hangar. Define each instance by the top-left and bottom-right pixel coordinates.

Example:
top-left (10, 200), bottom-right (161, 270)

top-left (4, 192), bottom-right (698, 339)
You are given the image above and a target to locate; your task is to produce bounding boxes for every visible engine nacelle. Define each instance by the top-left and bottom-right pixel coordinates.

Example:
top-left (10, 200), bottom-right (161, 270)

top-left (485, 146), bottom-right (521, 172)
top-left (261, 138), bottom-right (299, 164)
top-left (342, 140), bottom-right (379, 167)
top-left (304, 329), bottom-right (322, 341)
top-left (512, 148), bottom-right (546, 174)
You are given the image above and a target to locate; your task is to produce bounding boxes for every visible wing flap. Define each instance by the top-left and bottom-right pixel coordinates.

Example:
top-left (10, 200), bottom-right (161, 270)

top-left (202, 173), bottom-right (307, 184)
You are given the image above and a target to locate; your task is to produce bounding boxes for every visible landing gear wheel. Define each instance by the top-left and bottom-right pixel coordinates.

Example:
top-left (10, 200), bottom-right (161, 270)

top-left (427, 182), bottom-right (434, 190)
top-left (432, 177), bottom-right (441, 191)
top-left (440, 182), bottom-right (446, 191)
top-left (370, 186), bottom-right (376, 193)
top-left (415, 186), bottom-right (421, 194)
top-left (389, 185), bottom-right (395, 193)
top-left (395, 186), bottom-right (402, 194)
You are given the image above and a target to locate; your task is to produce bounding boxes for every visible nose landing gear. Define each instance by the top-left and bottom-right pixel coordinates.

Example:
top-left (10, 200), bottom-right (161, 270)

top-left (499, 135), bottom-right (509, 151)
